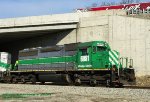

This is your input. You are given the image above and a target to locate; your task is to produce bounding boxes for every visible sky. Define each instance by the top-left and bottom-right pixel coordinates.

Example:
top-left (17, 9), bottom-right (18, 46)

top-left (0, 0), bottom-right (149, 19)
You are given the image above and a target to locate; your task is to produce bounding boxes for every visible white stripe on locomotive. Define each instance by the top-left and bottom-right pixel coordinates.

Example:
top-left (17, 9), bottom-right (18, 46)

top-left (109, 51), bottom-right (119, 67)
top-left (109, 52), bottom-right (118, 64)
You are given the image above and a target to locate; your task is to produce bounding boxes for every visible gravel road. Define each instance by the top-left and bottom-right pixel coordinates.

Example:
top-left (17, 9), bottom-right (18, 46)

top-left (0, 83), bottom-right (150, 102)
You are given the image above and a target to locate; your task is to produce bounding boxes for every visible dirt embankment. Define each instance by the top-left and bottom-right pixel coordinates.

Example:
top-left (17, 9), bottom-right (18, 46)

top-left (136, 76), bottom-right (150, 86)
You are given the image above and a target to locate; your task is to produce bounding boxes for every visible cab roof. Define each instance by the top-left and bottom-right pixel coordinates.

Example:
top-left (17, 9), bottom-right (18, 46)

top-left (78, 41), bottom-right (111, 50)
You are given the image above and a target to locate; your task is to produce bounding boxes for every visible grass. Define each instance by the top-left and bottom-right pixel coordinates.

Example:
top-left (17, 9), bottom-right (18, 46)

top-left (0, 93), bottom-right (52, 100)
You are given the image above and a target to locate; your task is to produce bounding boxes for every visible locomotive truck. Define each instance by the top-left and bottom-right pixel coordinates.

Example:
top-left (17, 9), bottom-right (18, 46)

top-left (0, 41), bottom-right (136, 87)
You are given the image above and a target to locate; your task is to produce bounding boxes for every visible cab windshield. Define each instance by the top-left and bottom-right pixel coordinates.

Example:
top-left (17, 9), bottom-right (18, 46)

top-left (97, 46), bottom-right (107, 51)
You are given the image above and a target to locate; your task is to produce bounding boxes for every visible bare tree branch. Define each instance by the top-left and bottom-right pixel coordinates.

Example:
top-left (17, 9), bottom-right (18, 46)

top-left (88, 0), bottom-right (142, 8)
top-left (120, 0), bottom-right (140, 4)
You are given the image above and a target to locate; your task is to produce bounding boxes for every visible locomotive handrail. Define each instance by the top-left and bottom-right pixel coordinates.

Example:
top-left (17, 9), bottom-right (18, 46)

top-left (120, 57), bottom-right (134, 69)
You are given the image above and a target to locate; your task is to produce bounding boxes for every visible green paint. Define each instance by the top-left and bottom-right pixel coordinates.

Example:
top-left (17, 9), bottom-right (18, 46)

top-left (0, 61), bottom-right (11, 70)
top-left (0, 93), bottom-right (52, 99)
top-left (77, 41), bottom-right (112, 69)
top-left (18, 56), bottom-right (76, 65)
top-left (16, 41), bottom-right (122, 70)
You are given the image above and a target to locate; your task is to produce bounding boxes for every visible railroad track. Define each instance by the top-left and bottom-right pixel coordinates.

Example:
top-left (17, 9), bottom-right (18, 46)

top-left (123, 85), bottom-right (150, 89)
top-left (1, 82), bottom-right (150, 89)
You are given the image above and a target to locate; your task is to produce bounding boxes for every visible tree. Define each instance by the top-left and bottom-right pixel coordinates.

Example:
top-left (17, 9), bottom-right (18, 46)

top-left (120, 0), bottom-right (133, 4)
top-left (120, 0), bottom-right (141, 4)
top-left (91, 3), bottom-right (98, 7)
top-left (101, 2), bottom-right (116, 6)
top-left (89, 0), bottom-right (141, 8)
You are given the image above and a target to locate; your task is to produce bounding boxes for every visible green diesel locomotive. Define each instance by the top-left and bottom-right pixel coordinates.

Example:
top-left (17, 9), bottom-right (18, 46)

top-left (0, 41), bottom-right (136, 87)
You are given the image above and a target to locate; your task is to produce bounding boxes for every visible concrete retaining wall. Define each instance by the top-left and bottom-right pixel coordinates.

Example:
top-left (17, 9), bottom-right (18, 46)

top-left (76, 14), bottom-right (150, 76)
top-left (109, 16), bottom-right (150, 76)
top-left (77, 16), bottom-right (109, 43)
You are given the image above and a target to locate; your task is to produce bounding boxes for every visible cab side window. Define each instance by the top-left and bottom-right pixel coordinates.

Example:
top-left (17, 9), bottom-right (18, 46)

top-left (80, 49), bottom-right (88, 56)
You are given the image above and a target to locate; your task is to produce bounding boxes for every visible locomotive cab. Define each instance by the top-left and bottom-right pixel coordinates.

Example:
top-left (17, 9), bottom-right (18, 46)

top-left (77, 41), bottom-right (111, 70)
top-left (91, 42), bottom-right (111, 69)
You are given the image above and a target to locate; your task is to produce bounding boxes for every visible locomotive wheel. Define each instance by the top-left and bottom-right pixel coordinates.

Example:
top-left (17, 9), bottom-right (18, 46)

top-left (3, 77), bottom-right (11, 84)
top-left (64, 74), bottom-right (73, 85)
top-left (118, 83), bottom-right (123, 88)
top-left (28, 75), bottom-right (37, 84)
top-left (12, 76), bottom-right (18, 84)
top-left (90, 79), bottom-right (97, 87)
top-left (20, 75), bottom-right (26, 84)
top-left (74, 78), bottom-right (81, 86)
top-left (106, 79), bottom-right (111, 87)
top-left (40, 81), bottom-right (45, 85)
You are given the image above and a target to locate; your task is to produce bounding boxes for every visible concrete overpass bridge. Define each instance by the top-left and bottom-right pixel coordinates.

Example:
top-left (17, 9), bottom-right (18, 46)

top-left (0, 13), bottom-right (79, 43)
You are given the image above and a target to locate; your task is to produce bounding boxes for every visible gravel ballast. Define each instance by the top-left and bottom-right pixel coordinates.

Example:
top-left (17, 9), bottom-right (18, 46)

top-left (0, 83), bottom-right (150, 102)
